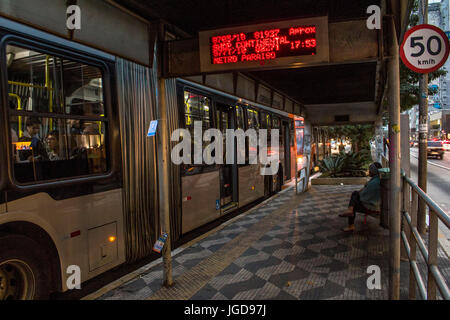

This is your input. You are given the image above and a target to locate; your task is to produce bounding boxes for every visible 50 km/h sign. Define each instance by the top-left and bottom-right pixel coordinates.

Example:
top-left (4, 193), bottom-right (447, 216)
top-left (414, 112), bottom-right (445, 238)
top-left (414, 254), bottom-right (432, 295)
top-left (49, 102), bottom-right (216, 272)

top-left (400, 24), bottom-right (450, 73)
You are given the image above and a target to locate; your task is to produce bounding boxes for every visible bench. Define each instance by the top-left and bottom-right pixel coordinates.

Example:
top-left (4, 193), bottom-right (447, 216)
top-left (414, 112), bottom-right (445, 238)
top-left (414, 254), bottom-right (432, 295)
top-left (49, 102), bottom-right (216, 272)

top-left (359, 209), bottom-right (380, 224)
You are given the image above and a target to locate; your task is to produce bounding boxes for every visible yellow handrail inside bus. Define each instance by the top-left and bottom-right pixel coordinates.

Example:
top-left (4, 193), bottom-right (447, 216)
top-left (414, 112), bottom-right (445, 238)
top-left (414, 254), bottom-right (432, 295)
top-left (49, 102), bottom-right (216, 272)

top-left (98, 114), bottom-right (105, 134)
top-left (45, 56), bottom-right (50, 89)
top-left (8, 93), bottom-right (23, 137)
top-left (185, 98), bottom-right (191, 126)
top-left (45, 56), bottom-right (54, 129)
top-left (8, 81), bottom-right (53, 91)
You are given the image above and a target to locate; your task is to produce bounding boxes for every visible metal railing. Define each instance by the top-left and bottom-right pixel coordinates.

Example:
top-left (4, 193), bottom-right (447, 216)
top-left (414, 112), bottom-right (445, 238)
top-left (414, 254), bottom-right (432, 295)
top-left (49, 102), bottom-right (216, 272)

top-left (295, 166), bottom-right (308, 194)
top-left (295, 154), bottom-right (311, 194)
top-left (381, 154), bottom-right (389, 168)
top-left (401, 173), bottom-right (450, 300)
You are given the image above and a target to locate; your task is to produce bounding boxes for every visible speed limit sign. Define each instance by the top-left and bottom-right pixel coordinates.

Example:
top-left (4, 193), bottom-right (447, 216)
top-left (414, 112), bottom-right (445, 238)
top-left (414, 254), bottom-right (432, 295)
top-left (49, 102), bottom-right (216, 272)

top-left (400, 24), bottom-right (450, 73)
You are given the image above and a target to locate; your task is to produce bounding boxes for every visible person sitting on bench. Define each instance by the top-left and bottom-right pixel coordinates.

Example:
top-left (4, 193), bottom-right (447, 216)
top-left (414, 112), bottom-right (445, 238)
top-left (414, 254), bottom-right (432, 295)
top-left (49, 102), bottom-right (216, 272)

top-left (339, 162), bottom-right (383, 232)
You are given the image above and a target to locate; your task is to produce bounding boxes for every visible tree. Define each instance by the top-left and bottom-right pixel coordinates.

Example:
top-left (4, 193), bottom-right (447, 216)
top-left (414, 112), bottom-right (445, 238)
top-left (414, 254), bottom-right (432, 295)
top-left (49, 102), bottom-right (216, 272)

top-left (327, 125), bottom-right (375, 153)
top-left (400, 60), bottom-right (446, 112)
top-left (399, 0), bottom-right (447, 112)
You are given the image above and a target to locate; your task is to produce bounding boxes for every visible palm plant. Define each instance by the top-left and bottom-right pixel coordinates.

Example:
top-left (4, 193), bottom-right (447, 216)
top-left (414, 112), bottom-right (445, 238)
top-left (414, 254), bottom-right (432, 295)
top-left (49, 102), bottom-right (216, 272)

top-left (319, 149), bottom-right (372, 177)
top-left (319, 155), bottom-right (345, 177)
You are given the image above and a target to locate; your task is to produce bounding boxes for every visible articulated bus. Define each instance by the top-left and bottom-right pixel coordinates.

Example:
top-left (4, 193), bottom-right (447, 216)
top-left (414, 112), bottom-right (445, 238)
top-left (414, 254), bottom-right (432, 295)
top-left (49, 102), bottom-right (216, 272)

top-left (177, 81), bottom-right (298, 234)
top-left (0, 18), bottom-right (303, 299)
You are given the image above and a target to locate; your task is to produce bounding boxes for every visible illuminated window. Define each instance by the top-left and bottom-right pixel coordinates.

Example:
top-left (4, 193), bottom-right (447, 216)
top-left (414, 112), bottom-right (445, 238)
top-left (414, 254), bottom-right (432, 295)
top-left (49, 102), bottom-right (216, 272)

top-left (260, 112), bottom-right (271, 129)
top-left (6, 45), bottom-right (108, 183)
top-left (183, 91), bottom-right (210, 130)
top-left (182, 91), bottom-right (215, 176)
top-left (296, 128), bottom-right (304, 155)
top-left (295, 120), bottom-right (304, 127)
top-left (235, 106), bottom-right (245, 130)
top-left (272, 117), bottom-right (280, 129)
top-left (247, 108), bottom-right (259, 130)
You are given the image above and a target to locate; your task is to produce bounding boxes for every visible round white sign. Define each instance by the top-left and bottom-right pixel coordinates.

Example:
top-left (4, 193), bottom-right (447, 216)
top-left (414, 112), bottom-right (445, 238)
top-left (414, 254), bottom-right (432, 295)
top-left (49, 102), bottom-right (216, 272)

top-left (400, 24), bottom-right (450, 73)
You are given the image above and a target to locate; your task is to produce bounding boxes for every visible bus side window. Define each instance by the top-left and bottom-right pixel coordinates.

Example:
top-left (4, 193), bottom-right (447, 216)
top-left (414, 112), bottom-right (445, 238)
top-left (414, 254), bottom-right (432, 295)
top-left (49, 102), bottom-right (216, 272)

top-left (246, 108), bottom-right (259, 165)
top-left (182, 90), bottom-right (215, 176)
top-left (236, 105), bottom-right (245, 130)
top-left (6, 44), bottom-right (108, 184)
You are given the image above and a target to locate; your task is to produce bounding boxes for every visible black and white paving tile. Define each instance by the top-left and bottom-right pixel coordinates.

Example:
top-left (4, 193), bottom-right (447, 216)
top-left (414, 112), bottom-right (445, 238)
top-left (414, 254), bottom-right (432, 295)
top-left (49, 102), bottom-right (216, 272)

top-left (98, 185), bottom-right (449, 300)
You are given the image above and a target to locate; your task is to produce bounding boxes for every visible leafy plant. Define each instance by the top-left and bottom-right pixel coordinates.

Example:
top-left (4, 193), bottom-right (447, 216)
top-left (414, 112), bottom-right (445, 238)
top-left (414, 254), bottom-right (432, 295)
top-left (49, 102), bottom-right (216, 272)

top-left (341, 149), bottom-right (372, 177)
top-left (319, 149), bottom-right (372, 177)
top-left (319, 155), bottom-right (344, 178)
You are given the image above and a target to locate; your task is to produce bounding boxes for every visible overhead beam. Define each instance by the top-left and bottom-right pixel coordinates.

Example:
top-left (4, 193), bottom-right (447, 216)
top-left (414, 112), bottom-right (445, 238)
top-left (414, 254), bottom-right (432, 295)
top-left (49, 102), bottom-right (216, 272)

top-left (305, 101), bottom-right (378, 125)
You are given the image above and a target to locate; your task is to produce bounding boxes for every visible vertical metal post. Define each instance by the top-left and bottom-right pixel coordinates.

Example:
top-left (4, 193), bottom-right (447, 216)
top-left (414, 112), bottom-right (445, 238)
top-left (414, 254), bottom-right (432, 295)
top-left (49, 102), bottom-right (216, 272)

top-left (401, 178), bottom-right (410, 261)
top-left (375, 119), bottom-right (384, 163)
top-left (417, 0), bottom-right (429, 235)
top-left (409, 190), bottom-right (418, 299)
top-left (401, 114), bottom-right (411, 260)
top-left (156, 32), bottom-right (173, 287)
top-left (427, 208), bottom-right (438, 299)
top-left (295, 165), bottom-right (298, 194)
top-left (388, 17), bottom-right (401, 300)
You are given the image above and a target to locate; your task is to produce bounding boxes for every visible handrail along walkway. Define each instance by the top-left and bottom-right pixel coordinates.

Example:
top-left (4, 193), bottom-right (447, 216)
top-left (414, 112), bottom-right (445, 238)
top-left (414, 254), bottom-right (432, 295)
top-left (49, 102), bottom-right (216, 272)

top-left (401, 172), bottom-right (450, 300)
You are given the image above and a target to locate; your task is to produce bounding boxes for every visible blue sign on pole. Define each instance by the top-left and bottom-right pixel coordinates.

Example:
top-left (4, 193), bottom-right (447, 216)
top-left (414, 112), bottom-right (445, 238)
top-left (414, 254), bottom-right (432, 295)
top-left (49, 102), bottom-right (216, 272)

top-left (446, 31), bottom-right (450, 39)
top-left (147, 120), bottom-right (158, 137)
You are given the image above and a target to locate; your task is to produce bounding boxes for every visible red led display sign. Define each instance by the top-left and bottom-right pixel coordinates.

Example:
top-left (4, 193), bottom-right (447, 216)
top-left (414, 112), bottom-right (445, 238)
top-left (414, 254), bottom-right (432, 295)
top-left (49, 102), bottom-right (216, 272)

top-left (199, 16), bottom-right (329, 73)
top-left (210, 26), bottom-right (317, 65)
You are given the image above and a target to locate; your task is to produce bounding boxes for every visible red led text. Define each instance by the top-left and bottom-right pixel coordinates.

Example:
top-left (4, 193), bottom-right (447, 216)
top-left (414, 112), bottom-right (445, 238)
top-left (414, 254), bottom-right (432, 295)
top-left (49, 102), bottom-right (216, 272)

top-left (210, 25), bottom-right (317, 65)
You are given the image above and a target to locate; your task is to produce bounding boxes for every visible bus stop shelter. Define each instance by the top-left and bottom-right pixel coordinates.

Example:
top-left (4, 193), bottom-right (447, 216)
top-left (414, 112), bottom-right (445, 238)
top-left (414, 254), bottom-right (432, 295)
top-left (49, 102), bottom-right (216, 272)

top-left (110, 0), bottom-right (413, 299)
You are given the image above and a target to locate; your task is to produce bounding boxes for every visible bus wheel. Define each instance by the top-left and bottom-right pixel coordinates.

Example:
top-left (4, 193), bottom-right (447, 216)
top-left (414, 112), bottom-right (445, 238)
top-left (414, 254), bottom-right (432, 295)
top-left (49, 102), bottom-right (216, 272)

top-left (0, 235), bottom-right (51, 300)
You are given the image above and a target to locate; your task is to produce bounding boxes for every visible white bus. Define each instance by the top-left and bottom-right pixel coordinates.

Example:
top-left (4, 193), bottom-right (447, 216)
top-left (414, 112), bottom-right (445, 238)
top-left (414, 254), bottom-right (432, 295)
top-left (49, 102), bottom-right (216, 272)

top-left (0, 15), bottom-right (305, 299)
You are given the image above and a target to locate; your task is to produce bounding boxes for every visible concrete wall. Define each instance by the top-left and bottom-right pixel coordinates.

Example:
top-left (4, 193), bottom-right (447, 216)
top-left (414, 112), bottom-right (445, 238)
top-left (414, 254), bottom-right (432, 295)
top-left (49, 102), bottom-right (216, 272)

top-left (0, 0), bottom-right (151, 66)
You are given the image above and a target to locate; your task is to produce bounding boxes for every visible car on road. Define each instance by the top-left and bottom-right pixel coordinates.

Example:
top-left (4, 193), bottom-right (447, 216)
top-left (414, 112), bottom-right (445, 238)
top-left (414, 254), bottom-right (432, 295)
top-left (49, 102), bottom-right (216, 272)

top-left (442, 140), bottom-right (450, 151)
top-left (427, 141), bottom-right (445, 160)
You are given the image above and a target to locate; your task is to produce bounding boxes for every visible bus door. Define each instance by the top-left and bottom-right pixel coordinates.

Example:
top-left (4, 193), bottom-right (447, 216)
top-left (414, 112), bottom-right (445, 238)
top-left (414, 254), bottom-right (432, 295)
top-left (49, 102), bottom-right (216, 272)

top-left (283, 121), bottom-right (291, 181)
top-left (215, 103), bottom-right (238, 214)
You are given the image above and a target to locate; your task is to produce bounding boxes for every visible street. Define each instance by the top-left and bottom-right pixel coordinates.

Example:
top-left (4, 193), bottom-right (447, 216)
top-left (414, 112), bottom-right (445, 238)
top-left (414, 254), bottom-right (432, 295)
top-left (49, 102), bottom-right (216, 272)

top-left (410, 147), bottom-right (450, 241)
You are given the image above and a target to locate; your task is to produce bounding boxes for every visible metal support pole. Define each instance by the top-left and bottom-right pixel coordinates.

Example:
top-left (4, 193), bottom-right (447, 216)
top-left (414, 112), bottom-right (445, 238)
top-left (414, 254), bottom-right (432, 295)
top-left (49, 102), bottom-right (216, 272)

top-left (375, 119), bottom-right (384, 163)
top-left (417, 0), bottom-right (428, 235)
top-left (156, 37), bottom-right (174, 287)
top-left (388, 17), bottom-right (401, 300)
top-left (401, 114), bottom-right (411, 261)
top-left (427, 209), bottom-right (438, 299)
top-left (409, 190), bottom-right (418, 299)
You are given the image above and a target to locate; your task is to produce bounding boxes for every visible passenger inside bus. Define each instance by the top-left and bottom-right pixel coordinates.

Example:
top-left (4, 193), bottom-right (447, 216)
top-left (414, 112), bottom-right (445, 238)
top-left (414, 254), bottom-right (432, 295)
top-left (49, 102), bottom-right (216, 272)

top-left (45, 130), bottom-right (63, 161)
top-left (7, 44), bottom-right (108, 182)
top-left (18, 117), bottom-right (48, 162)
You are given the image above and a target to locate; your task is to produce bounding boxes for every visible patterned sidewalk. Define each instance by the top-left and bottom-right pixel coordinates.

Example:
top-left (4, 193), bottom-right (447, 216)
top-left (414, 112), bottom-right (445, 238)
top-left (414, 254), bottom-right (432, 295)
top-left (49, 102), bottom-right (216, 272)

top-left (94, 184), bottom-right (449, 300)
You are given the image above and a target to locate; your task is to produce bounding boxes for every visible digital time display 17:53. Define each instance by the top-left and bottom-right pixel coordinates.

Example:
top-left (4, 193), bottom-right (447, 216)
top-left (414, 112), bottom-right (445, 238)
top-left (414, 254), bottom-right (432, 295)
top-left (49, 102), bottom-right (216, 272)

top-left (210, 25), bottom-right (317, 65)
